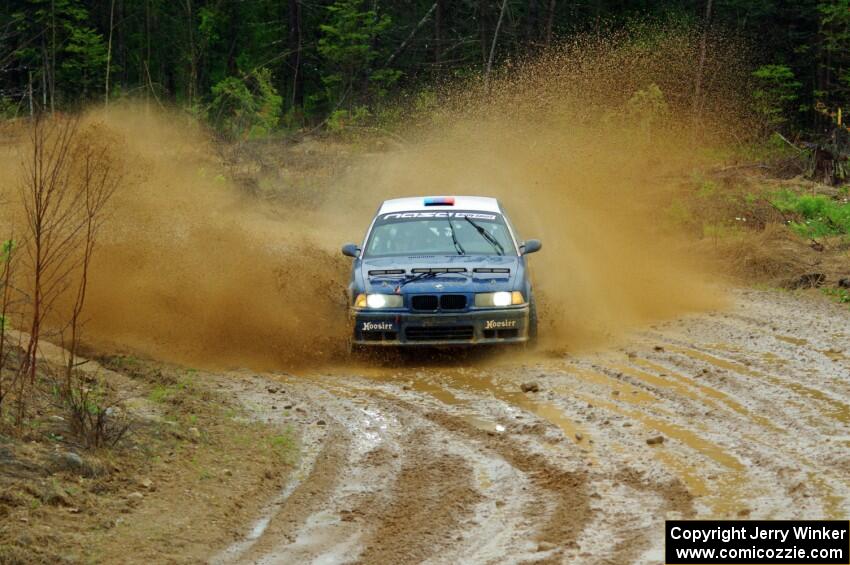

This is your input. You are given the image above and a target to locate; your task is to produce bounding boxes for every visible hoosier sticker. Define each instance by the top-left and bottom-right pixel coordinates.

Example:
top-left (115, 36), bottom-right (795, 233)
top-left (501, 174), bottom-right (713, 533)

top-left (361, 321), bottom-right (394, 331)
top-left (485, 319), bottom-right (517, 330)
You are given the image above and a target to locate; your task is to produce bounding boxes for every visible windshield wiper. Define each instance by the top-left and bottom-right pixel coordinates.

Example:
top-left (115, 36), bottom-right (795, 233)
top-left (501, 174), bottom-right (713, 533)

top-left (463, 216), bottom-right (504, 255)
top-left (396, 271), bottom-right (437, 291)
top-left (446, 215), bottom-right (465, 255)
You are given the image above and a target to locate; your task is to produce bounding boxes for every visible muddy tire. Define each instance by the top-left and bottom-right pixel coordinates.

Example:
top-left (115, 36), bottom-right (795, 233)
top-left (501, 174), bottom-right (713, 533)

top-left (347, 336), bottom-right (365, 358)
top-left (526, 295), bottom-right (539, 347)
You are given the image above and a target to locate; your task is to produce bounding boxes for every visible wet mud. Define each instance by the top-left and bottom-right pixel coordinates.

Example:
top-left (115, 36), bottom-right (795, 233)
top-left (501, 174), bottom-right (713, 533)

top-left (213, 289), bottom-right (849, 564)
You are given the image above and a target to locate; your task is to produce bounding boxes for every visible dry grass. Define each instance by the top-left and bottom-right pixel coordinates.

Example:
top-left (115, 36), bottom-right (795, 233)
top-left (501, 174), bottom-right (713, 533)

top-left (0, 354), bottom-right (297, 564)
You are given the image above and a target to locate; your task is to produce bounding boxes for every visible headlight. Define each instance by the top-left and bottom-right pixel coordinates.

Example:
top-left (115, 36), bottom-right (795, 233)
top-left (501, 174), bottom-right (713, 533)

top-left (474, 291), bottom-right (525, 307)
top-left (354, 293), bottom-right (403, 309)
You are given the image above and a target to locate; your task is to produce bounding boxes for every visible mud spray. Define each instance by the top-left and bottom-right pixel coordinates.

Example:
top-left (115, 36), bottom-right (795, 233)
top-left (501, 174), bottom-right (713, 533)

top-left (0, 28), bottom-right (748, 370)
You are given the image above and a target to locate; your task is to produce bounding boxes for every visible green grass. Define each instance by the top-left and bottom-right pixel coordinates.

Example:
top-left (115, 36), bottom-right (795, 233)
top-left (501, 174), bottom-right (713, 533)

top-left (268, 427), bottom-right (298, 465)
top-left (148, 385), bottom-right (174, 403)
top-left (147, 378), bottom-right (195, 404)
top-left (822, 287), bottom-right (850, 308)
top-left (771, 190), bottom-right (850, 239)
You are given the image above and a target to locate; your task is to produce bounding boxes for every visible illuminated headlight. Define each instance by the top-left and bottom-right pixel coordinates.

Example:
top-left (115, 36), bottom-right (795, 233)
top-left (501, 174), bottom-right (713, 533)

top-left (355, 293), bottom-right (403, 309)
top-left (474, 291), bottom-right (525, 307)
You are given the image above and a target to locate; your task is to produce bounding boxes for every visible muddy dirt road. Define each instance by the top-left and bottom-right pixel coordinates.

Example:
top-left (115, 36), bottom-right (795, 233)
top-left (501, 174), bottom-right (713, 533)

top-left (212, 289), bottom-right (849, 565)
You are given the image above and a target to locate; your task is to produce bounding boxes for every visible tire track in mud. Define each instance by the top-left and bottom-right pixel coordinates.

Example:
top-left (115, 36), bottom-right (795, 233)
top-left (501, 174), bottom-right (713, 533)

top-left (217, 289), bottom-right (849, 564)
top-left (353, 436), bottom-right (482, 564)
top-left (219, 380), bottom-right (550, 564)
top-left (307, 374), bottom-right (694, 563)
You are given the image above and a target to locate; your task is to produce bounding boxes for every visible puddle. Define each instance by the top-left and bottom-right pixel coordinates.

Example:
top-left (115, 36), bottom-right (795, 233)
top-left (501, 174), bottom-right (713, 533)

top-left (761, 352), bottom-right (788, 365)
top-left (562, 387), bottom-right (753, 516)
top-left (565, 366), bottom-right (658, 405)
top-left (820, 348), bottom-right (846, 362)
top-left (572, 392), bottom-right (743, 471)
top-left (629, 359), bottom-right (778, 432)
top-left (670, 346), bottom-right (850, 425)
top-left (346, 366), bottom-right (590, 445)
top-left (807, 472), bottom-right (845, 519)
top-left (775, 335), bottom-right (808, 346)
top-left (429, 369), bottom-right (589, 444)
top-left (330, 369), bottom-right (588, 447)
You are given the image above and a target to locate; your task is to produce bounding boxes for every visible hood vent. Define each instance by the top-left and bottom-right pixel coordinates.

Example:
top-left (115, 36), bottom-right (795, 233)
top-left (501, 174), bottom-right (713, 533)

top-left (368, 269), bottom-right (405, 276)
top-left (473, 268), bottom-right (510, 274)
top-left (411, 267), bottom-right (467, 273)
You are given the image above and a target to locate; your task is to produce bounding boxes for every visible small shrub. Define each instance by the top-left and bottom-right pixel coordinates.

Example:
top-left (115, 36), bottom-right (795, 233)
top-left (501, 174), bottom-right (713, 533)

top-left (326, 106), bottom-right (370, 132)
top-left (822, 287), bottom-right (850, 306)
top-left (60, 376), bottom-right (131, 449)
top-left (751, 64), bottom-right (801, 130)
top-left (148, 385), bottom-right (173, 403)
top-left (207, 68), bottom-right (282, 140)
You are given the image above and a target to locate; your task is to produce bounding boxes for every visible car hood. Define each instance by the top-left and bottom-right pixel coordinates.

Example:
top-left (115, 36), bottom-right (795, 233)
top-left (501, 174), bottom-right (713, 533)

top-left (360, 255), bottom-right (520, 293)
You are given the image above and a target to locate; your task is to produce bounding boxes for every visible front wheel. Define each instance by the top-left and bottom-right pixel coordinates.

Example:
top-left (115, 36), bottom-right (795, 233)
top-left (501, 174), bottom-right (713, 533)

top-left (526, 295), bottom-right (539, 348)
top-left (346, 335), bottom-right (365, 358)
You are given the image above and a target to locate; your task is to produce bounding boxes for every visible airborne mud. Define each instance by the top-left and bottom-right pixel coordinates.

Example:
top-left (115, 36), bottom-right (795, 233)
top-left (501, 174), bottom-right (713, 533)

top-left (1, 32), bottom-right (738, 368)
top-left (2, 30), bottom-right (847, 564)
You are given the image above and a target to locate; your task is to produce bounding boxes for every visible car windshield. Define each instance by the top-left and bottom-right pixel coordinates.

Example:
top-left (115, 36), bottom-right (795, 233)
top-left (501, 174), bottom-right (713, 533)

top-left (364, 211), bottom-right (516, 258)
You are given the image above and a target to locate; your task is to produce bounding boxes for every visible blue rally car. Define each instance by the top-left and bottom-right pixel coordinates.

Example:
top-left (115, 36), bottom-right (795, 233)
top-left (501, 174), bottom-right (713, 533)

top-left (341, 196), bottom-right (542, 347)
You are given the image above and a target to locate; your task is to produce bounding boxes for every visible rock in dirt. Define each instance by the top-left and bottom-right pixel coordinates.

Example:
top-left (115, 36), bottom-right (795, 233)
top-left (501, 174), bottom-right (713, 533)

top-left (50, 451), bottom-right (102, 477)
top-left (838, 278), bottom-right (850, 289)
top-left (575, 433), bottom-right (584, 441)
top-left (316, 420), bottom-right (327, 426)
top-left (787, 273), bottom-right (826, 289)
top-left (520, 382), bottom-right (540, 393)
top-left (646, 435), bottom-right (665, 446)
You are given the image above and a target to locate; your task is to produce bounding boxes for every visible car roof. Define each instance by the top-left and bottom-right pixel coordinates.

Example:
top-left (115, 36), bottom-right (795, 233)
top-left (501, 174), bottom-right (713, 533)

top-left (378, 196), bottom-right (502, 214)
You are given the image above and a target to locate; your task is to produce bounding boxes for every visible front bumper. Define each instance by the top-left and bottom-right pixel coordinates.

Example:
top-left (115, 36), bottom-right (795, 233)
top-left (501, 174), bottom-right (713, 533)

top-left (351, 306), bottom-right (530, 346)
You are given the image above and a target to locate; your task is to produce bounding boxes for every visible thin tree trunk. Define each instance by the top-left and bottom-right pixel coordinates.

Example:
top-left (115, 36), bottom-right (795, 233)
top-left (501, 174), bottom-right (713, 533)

top-left (0, 232), bottom-right (12, 415)
top-left (525, 0), bottom-right (539, 44)
top-left (479, 0), bottom-right (488, 67)
top-left (485, 0), bottom-right (509, 89)
top-left (50, 0), bottom-right (55, 114)
top-left (288, 0), bottom-right (303, 108)
top-left (692, 0), bottom-right (713, 125)
top-left (385, 2), bottom-right (438, 68)
top-left (545, 0), bottom-right (557, 47)
top-left (105, 0), bottom-right (116, 107)
top-left (41, 45), bottom-right (48, 109)
top-left (435, 0), bottom-right (443, 66)
top-left (145, 0), bottom-right (151, 113)
top-left (184, 0), bottom-right (196, 105)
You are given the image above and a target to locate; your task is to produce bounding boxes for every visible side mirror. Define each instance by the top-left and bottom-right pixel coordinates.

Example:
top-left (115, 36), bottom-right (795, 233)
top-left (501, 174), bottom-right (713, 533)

top-left (521, 239), bottom-right (542, 255)
top-left (341, 243), bottom-right (360, 258)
